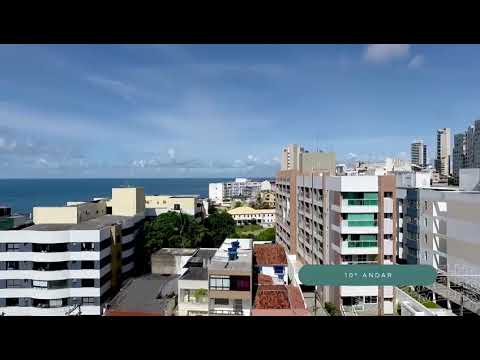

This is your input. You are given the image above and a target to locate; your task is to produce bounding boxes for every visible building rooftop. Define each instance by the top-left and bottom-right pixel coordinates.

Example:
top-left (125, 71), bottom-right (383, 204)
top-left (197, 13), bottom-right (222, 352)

top-left (254, 244), bottom-right (287, 266)
top-left (228, 206), bottom-right (275, 215)
top-left (107, 274), bottom-right (178, 315)
top-left (24, 214), bottom-right (138, 231)
top-left (152, 248), bottom-right (198, 257)
top-left (209, 238), bottom-right (252, 272)
top-left (254, 284), bottom-right (306, 312)
top-left (179, 267), bottom-right (208, 281)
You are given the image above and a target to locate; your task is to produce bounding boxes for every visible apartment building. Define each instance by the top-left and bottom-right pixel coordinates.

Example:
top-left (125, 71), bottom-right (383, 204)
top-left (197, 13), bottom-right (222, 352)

top-left (436, 128), bottom-right (451, 178)
top-left (396, 169), bottom-right (480, 315)
top-left (228, 206), bottom-right (275, 228)
top-left (411, 140), bottom-right (427, 170)
top-left (453, 133), bottom-right (466, 184)
top-left (281, 143), bottom-right (336, 173)
top-left (207, 238), bottom-right (252, 316)
top-left (177, 249), bottom-right (216, 316)
top-left (276, 164), bottom-right (397, 314)
top-left (0, 187), bottom-right (145, 316)
top-left (208, 179), bottom-right (271, 205)
top-left (259, 190), bottom-right (276, 208)
top-left (0, 206), bottom-right (30, 230)
top-left (145, 194), bottom-right (205, 218)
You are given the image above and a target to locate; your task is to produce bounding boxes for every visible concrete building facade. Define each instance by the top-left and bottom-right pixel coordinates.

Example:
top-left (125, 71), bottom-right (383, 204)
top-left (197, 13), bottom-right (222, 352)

top-left (0, 187), bottom-right (145, 316)
top-left (411, 140), bottom-right (427, 170)
top-left (436, 128), bottom-right (451, 178)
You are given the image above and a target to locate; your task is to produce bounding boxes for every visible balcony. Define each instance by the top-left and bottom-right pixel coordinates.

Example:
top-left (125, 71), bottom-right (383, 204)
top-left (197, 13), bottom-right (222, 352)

top-left (341, 220), bottom-right (378, 234)
top-left (341, 199), bottom-right (378, 213)
top-left (209, 309), bottom-right (244, 316)
top-left (341, 240), bottom-right (378, 255)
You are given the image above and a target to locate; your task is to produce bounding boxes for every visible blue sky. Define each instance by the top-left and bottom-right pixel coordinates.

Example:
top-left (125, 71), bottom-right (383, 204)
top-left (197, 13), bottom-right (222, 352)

top-left (1, 44), bottom-right (480, 178)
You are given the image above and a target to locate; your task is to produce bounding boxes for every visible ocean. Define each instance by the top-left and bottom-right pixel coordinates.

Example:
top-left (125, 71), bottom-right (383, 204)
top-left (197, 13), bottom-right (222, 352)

top-left (0, 178), bottom-right (253, 215)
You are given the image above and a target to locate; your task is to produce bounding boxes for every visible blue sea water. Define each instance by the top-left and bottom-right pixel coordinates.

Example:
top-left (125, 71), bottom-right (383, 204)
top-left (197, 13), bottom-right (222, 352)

top-left (0, 178), bottom-right (242, 214)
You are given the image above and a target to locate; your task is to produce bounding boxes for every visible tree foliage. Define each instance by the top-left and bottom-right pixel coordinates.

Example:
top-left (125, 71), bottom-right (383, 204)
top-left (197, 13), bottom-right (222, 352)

top-left (143, 210), bottom-right (236, 253)
top-left (256, 227), bottom-right (275, 241)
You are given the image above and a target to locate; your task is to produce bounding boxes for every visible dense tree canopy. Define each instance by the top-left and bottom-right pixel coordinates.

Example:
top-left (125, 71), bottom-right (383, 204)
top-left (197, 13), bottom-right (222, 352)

top-left (143, 210), bottom-right (236, 254)
top-left (256, 227), bottom-right (275, 241)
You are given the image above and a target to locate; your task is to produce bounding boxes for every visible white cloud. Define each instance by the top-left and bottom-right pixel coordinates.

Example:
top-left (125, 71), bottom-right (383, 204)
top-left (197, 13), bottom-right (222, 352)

top-left (347, 152), bottom-right (358, 158)
top-left (86, 75), bottom-right (137, 102)
top-left (0, 137), bottom-right (17, 151)
top-left (408, 54), bottom-right (425, 69)
top-left (364, 44), bottom-right (410, 63)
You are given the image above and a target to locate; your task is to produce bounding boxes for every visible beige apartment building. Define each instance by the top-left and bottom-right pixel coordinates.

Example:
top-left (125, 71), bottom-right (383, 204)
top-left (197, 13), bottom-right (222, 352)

top-left (145, 195), bottom-right (205, 218)
top-left (228, 206), bottom-right (275, 228)
top-left (259, 190), bottom-right (276, 208)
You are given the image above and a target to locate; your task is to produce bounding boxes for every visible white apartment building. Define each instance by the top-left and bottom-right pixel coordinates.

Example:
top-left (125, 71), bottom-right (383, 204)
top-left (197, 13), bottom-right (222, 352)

top-left (208, 179), bottom-right (273, 205)
top-left (397, 169), bottom-right (480, 315)
top-left (0, 187), bottom-right (145, 316)
top-left (208, 183), bottom-right (224, 205)
top-left (207, 238), bottom-right (253, 316)
top-left (228, 206), bottom-right (275, 228)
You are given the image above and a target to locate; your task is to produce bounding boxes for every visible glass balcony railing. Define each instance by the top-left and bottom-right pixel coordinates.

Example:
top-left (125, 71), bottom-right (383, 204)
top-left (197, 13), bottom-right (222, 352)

top-left (344, 199), bottom-right (378, 206)
top-left (344, 241), bottom-right (378, 248)
top-left (346, 220), bottom-right (377, 227)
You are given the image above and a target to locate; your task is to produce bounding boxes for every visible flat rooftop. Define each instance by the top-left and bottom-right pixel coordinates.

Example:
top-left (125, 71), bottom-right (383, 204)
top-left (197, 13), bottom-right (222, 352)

top-left (180, 267), bottom-right (208, 281)
top-left (152, 248), bottom-right (198, 257)
top-left (25, 214), bottom-right (138, 231)
top-left (209, 238), bottom-right (252, 272)
top-left (108, 274), bottom-right (178, 314)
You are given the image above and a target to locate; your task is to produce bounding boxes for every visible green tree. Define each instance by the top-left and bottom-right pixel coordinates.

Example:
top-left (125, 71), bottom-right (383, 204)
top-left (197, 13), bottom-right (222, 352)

top-left (256, 227), bottom-right (275, 242)
top-left (203, 211), bottom-right (236, 247)
top-left (234, 201), bottom-right (243, 208)
top-left (143, 212), bottom-right (205, 253)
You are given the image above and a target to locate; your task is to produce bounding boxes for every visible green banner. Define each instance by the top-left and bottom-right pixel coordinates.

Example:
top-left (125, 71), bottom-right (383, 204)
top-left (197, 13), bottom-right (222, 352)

top-left (298, 264), bottom-right (436, 286)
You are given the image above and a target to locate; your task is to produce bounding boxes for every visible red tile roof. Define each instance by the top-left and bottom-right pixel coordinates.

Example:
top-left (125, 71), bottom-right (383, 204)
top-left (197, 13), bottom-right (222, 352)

top-left (258, 274), bottom-right (274, 285)
top-left (254, 244), bottom-right (287, 266)
top-left (254, 285), bottom-right (291, 309)
top-left (287, 285), bottom-right (307, 310)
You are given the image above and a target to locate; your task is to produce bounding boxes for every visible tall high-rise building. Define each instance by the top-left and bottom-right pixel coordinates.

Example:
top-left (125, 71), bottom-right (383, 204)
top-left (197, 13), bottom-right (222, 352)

top-left (281, 144), bottom-right (304, 171)
top-left (411, 140), bottom-right (427, 170)
top-left (275, 144), bottom-right (396, 316)
top-left (453, 133), bottom-right (466, 184)
top-left (435, 128), bottom-right (451, 177)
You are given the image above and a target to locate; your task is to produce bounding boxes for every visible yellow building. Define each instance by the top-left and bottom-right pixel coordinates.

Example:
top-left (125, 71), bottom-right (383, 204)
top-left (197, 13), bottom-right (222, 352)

top-left (228, 206), bottom-right (275, 228)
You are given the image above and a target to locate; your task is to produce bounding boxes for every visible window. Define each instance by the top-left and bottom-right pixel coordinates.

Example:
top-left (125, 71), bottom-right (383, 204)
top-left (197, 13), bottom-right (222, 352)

top-left (33, 280), bottom-right (48, 288)
top-left (174, 204), bottom-right (181, 211)
top-left (425, 234), bottom-right (428, 244)
top-left (81, 279), bottom-right (95, 287)
top-left (6, 261), bottom-right (19, 270)
top-left (7, 279), bottom-right (23, 288)
top-left (81, 261), bottom-right (95, 270)
top-left (214, 298), bottom-right (229, 305)
top-left (384, 192), bottom-right (393, 198)
top-left (425, 218), bottom-right (428, 227)
top-left (209, 276), bottom-right (230, 290)
top-left (6, 243), bottom-right (20, 252)
top-left (384, 213), bottom-right (392, 219)
top-left (384, 234), bottom-right (392, 240)
top-left (425, 251), bottom-right (428, 261)
top-left (49, 299), bottom-right (63, 308)
top-left (82, 297), bottom-right (96, 305)
top-left (365, 296), bottom-right (378, 304)
top-left (6, 298), bottom-right (19, 307)
top-left (273, 266), bottom-right (284, 274)
top-left (424, 201), bottom-right (428, 210)
top-left (81, 242), bottom-right (95, 251)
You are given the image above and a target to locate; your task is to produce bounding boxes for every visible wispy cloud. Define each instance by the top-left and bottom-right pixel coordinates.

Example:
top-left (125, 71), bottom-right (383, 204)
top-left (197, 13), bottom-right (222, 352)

top-left (408, 54), bottom-right (425, 69)
top-left (364, 44), bottom-right (410, 63)
top-left (86, 75), bottom-right (137, 103)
